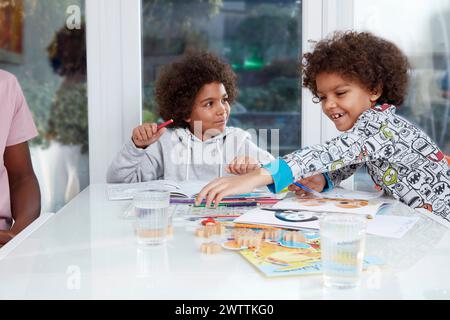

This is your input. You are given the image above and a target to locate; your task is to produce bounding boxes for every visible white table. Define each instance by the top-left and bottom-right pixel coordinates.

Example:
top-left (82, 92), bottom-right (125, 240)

top-left (0, 184), bottom-right (449, 300)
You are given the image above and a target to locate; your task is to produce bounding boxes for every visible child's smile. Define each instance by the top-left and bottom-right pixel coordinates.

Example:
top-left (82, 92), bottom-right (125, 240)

top-left (330, 112), bottom-right (347, 126)
top-left (315, 72), bottom-right (381, 131)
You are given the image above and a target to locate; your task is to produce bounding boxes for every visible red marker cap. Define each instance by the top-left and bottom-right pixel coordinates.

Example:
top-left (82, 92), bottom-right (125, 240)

top-left (201, 217), bottom-right (216, 226)
top-left (157, 119), bottom-right (174, 130)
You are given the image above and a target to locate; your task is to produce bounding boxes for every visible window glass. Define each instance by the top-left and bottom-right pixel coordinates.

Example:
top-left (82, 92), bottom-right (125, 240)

top-left (142, 0), bottom-right (302, 156)
top-left (0, 0), bottom-right (88, 211)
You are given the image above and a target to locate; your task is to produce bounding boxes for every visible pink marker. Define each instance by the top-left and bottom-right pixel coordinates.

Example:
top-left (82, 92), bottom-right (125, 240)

top-left (157, 119), bottom-right (174, 130)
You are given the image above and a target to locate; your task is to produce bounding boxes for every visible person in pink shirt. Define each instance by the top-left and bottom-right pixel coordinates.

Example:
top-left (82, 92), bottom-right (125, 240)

top-left (0, 70), bottom-right (41, 245)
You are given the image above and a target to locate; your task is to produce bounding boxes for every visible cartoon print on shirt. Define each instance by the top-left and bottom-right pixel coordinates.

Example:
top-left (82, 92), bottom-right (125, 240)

top-left (398, 126), bottom-right (418, 143)
top-left (383, 166), bottom-right (398, 186)
top-left (330, 159), bottom-right (345, 171)
top-left (380, 144), bottom-right (395, 159)
top-left (412, 138), bottom-right (445, 162)
top-left (380, 123), bottom-right (395, 140)
top-left (392, 142), bottom-right (409, 160)
top-left (419, 183), bottom-right (433, 200)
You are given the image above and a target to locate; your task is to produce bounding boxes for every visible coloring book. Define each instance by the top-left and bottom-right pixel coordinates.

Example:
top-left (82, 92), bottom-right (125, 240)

top-left (107, 180), bottom-right (209, 200)
top-left (107, 180), bottom-right (280, 201)
top-left (272, 197), bottom-right (389, 218)
top-left (234, 208), bottom-right (418, 238)
top-left (239, 231), bottom-right (382, 277)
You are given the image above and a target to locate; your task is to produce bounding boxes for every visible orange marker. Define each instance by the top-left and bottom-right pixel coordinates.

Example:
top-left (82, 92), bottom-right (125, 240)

top-left (157, 119), bottom-right (174, 130)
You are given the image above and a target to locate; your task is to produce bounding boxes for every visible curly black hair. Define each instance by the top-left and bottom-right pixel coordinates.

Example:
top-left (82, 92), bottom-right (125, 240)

top-left (156, 51), bottom-right (238, 128)
top-left (47, 23), bottom-right (86, 77)
top-left (302, 31), bottom-right (410, 106)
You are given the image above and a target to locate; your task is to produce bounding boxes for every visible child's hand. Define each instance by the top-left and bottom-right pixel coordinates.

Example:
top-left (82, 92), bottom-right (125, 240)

top-left (196, 168), bottom-right (274, 208)
top-left (288, 174), bottom-right (326, 197)
top-left (131, 123), bottom-right (166, 149)
top-left (226, 156), bottom-right (260, 175)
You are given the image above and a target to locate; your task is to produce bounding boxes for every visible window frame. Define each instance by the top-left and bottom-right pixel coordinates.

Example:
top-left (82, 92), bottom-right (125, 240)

top-left (86, 0), bottom-right (142, 183)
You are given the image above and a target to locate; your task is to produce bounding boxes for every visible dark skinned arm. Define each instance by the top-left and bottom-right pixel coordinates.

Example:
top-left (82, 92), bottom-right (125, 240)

top-left (0, 142), bottom-right (41, 245)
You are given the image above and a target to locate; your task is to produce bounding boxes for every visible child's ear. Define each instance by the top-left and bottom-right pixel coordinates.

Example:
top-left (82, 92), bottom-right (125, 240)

top-left (370, 85), bottom-right (383, 102)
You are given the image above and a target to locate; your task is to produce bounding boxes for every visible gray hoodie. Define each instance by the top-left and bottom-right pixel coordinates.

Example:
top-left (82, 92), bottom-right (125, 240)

top-left (106, 127), bottom-right (274, 183)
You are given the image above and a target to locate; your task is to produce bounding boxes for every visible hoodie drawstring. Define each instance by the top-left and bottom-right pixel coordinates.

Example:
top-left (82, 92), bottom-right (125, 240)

top-left (182, 130), bottom-right (226, 181)
top-left (216, 139), bottom-right (223, 178)
top-left (185, 137), bottom-right (191, 181)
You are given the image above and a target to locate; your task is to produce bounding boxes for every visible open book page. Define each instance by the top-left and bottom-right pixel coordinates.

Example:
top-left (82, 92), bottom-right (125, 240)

top-left (322, 186), bottom-right (384, 200)
top-left (234, 208), bottom-right (321, 230)
top-left (240, 238), bottom-right (382, 277)
top-left (170, 180), bottom-right (211, 198)
top-left (272, 197), bottom-right (389, 218)
top-left (240, 234), bottom-right (322, 277)
top-left (107, 180), bottom-right (181, 200)
top-left (234, 208), bottom-right (419, 238)
top-left (108, 180), bottom-right (283, 201)
top-left (107, 180), bottom-right (211, 200)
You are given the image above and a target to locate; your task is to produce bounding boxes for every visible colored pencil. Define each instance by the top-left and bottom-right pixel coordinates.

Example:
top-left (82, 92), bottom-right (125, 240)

top-left (157, 119), bottom-right (174, 130)
top-left (193, 202), bottom-right (258, 208)
top-left (293, 181), bottom-right (324, 198)
top-left (233, 223), bottom-right (281, 230)
top-left (170, 198), bottom-right (268, 204)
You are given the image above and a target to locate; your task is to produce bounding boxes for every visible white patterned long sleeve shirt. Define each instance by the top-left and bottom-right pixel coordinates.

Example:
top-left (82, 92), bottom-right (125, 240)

top-left (263, 104), bottom-right (450, 222)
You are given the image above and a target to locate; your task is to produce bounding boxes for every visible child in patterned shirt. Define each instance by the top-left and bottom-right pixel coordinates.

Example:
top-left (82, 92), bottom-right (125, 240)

top-left (196, 31), bottom-right (450, 224)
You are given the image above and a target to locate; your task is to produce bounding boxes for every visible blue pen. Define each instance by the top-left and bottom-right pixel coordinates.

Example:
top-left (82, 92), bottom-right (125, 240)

top-left (293, 181), bottom-right (324, 198)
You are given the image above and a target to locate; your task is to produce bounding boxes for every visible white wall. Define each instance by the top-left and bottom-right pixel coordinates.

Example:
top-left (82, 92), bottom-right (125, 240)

top-left (86, 0), bottom-right (142, 184)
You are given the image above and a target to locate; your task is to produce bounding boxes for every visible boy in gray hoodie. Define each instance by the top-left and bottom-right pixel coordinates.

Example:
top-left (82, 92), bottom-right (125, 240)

top-left (107, 51), bottom-right (274, 183)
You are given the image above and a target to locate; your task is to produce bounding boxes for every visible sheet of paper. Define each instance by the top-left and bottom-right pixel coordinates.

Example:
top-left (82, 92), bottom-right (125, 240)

top-left (322, 187), bottom-right (384, 200)
top-left (108, 179), bottom-right (280, 201)
top-left (175, 180), bottom-right (210, 198)
top-left (366, 215), bottom-right (419, 239)
top-left (272, 197), bottom-right (388, 218)
top-left (107, 180), bottom-right (180, 200)
top-left (234, 208), bottom-right (321, 230)
top-left (234, 208), bottom-right (419, 239)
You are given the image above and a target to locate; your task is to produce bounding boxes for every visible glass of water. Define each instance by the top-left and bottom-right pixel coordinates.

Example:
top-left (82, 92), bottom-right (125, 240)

top-left (320, 213), bottom-right (367, 289)
top-left (133, 190), bottom-right (170, 245)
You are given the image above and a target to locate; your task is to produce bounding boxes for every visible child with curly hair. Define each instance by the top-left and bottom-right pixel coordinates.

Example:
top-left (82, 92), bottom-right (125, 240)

top-left (196, 31), bottom-right (450, 224)
top-left (107, 51), bottom-right (274, 183)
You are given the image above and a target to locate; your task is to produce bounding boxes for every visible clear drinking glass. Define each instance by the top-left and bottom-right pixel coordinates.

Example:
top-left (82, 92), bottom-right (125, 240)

top-left (133, 190), bottom-right (170, 245)
top-left (320, 214), bottom-right (367, 289)
top-left (136, 245), bottom-right (169, 277)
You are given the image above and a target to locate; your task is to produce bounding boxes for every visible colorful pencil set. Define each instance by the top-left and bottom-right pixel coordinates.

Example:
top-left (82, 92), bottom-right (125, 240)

top-left (170, 196), bottom-right (280, 207)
